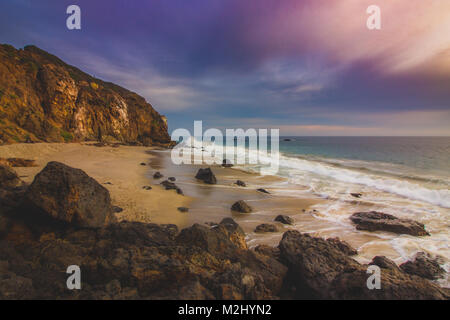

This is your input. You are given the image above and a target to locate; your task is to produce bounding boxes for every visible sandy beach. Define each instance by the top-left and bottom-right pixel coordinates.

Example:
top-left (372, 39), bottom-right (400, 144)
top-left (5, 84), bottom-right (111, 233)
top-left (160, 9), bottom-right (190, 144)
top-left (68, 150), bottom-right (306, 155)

top-left (0, 143), bottom-right (191, 226)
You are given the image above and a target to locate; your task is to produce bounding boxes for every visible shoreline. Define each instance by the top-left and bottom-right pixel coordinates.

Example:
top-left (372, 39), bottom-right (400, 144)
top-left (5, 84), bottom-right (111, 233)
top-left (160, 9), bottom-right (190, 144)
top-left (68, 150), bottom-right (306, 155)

top-left (1, 142), bottom-right (448, 289)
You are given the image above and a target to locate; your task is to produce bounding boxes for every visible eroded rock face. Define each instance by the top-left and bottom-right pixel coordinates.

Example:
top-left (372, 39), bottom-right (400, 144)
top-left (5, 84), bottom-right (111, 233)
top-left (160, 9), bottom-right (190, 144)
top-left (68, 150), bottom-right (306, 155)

top-left (400, 252), bottom-right (446, 280)
top-left (0, 44), bottom-right (171, 146)
top-left (25, 161), bottom-right (115, 228)
top-left (350, 211), bottom-right (430, 236)
top-left (278, 231), bottom-right (449, 300)
top-left (326, 237), bottom-right (357, 256)
top-left (195, 168), bottom-right (217, 184)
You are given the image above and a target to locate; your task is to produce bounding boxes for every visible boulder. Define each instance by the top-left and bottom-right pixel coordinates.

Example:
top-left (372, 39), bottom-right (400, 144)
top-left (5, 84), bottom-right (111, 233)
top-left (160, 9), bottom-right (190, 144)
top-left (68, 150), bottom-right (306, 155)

top-left (25, 161), bottom-right (115, 228)
top-left (274, 215), bottom-right (293, 225)
top-left (153, 172), bottom-right (163, 179)
top-left (195, 168), bottom-right (217, 184)
top-left (235, 180), bottom-right (246, 187)
top-left (278, 230), bottom-right (449, 299)
top-left (255, 224), bottom-right (278, 233)
top-left (231, 200), bottom-right (252, 213)
top-left (222, 159), bottom-right (233, 168)
top-left (400, 252), bottom-right (446, 280)
top-left (350, 211), bottom-right (429, 236)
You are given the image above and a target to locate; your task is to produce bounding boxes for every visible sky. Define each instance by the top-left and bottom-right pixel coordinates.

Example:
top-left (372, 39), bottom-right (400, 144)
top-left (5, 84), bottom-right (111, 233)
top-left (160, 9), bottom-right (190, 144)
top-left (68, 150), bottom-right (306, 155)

top-left (1, 0), bottom-right (449, 136)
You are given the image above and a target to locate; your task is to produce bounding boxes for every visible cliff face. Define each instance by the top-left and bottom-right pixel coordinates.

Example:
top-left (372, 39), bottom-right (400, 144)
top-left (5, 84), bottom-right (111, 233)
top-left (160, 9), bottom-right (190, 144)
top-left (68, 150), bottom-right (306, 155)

top-left (0, 44), bottom-right (171, 146)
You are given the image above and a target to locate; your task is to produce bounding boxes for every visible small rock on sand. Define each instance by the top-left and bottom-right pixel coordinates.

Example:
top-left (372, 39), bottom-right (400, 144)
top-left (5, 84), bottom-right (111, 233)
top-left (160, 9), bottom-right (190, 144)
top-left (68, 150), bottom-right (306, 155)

top-left (153, 172), bottom-right (163, 179)
top-left (274, 215), bottom-right (293, 225)
top-left (195, 168), bottom-right (217, 184)
top-left (231, 200), bottom-right (252, 213)
top-left (255, 224), bottom-right (278, 233)
top-left (235, 180), bottom-right (246, 187)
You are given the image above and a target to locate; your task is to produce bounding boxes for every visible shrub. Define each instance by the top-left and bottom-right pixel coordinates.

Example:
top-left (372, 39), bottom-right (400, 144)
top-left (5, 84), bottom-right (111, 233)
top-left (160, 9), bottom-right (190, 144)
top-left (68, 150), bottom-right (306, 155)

top-left (60, 130), bottom-right (74, 142)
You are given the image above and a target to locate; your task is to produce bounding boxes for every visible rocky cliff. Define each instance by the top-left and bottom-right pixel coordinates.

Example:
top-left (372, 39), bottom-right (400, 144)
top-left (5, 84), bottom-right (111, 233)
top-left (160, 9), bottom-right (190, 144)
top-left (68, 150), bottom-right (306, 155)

top-left (0, 44), bottom-right (171, 146)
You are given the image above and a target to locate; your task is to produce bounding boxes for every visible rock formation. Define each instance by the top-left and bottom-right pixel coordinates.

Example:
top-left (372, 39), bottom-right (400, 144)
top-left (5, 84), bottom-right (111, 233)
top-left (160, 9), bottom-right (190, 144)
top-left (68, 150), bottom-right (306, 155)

top-left (0, 44), bottom-right (171, 146)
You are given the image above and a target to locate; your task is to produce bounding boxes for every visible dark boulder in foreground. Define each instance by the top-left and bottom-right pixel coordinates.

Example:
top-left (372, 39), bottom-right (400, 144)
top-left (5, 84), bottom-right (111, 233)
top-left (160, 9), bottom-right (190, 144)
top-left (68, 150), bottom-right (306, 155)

top-left (25, 161), bottom-right (115, 228)
top-left (400, 252), bottom-right (446, 280)
top-left (231, 200), bottom-right (252, 213)
top-left (195, 168), bottom-right (217, 184)
top-left (274, 215), bottom-right (293, 225)
top-left (350, 211), bottom-right (429, 236)
top-left (255, 224), bottom-right (278, 233)
top-left (278, 230), bottom-right (449, 299)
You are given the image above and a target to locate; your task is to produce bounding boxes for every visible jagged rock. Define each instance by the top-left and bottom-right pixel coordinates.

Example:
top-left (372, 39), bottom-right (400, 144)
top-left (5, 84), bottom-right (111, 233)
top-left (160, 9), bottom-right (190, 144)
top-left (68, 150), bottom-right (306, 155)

top-left (177, 207), bottom-right (189, 213)
top-left (231, 200), bottom-right (252, 213)
top-left (235, 180), bottom-right (246, 187)
top-left (257, 188), bottom-right (270, 194)
top-left (278, 231), bottom-right (449, 299)
top-left (153, 172), bottom-right (163, 179)
top-left (326, 237), bottom-right (358, 256)
top-left (160, 180), bottom-right (183, 195)
top-left (255, 224), bottom-right (278, 233)
top-left (0, 44), bottom-right (171, 146)
top-left (222, 159), bottom-right (233, 168)
top-left (25, 161), bottom-right (115, 228)
top-left (195, 168), bottom-right (217, 184)
top-left (400, 252), bottom-right (446, 280)
top-left (350, 211), bottom-right (429, 236)
top-left (274, 215), bottom-right (293, 225)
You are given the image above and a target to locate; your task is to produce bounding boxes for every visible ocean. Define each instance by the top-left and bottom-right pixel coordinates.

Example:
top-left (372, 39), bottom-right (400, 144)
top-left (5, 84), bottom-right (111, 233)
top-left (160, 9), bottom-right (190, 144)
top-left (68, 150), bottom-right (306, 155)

top-left (175, 136), bottom-right (450, 287)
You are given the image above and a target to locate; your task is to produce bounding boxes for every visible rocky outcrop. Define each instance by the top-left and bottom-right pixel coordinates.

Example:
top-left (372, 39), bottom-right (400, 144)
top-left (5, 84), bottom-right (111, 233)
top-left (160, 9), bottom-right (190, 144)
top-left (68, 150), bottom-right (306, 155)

top-left (278, 231), bottom-right (448, 299)
top-left (0, 163), bottom-right (448, 300)
top-left (0, 44), bottom-right (171, 146)
top-left (231, 200), bottom-right (252, 213)
top-left (350, 211), bottom-right (430, 236)
top-left (195, 168), bottom-right (217, 184)
top-left (25, 161), bottom-right (115, 228)
top-left (400, 252), bottom-right (446, 280)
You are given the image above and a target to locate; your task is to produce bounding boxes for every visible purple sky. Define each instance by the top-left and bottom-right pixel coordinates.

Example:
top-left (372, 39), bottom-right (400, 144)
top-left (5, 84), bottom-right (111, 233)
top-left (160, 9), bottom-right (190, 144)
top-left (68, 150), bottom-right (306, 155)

top-left (1, 0), bottom-right (449, 135)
